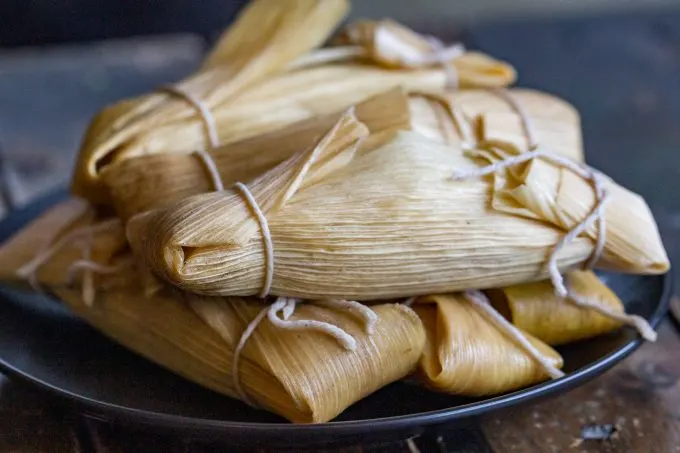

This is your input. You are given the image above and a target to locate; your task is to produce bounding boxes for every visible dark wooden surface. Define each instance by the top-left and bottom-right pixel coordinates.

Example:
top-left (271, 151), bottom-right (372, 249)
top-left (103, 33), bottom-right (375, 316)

top-left (1, 10), bottom-right (680, 453)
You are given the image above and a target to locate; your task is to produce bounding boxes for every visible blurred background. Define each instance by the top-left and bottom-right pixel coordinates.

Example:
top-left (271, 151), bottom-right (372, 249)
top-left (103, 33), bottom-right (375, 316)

top-left (1, 0), bottom-right (679, 46)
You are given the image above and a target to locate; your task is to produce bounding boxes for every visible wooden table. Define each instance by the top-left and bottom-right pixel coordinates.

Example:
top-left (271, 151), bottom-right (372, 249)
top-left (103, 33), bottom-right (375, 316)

top-left (1, 10), bottom-right (680, 453)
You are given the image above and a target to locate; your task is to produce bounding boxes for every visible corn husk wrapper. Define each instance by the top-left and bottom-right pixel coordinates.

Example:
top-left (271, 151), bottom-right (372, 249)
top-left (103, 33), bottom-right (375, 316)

top-left (478, 143), bottom-right (667, 274)
top-left (0, 198), bottom-right (128, 291)
top-left (0, 192), bottom-right (425, 423)
top-left (488, 270), bottom-right (625, 346)
top-left (76, 59), bottom-right (513, 204)
top-left (300, 18), bottom-right (516, 86)
top-left (128, 111), bottom-right (668, 299)
top-left (101, 89), bottom-right (411, 220)
top-left (52, 285), bottom-right (425, 423)
top-left (102, 88), bottom-right (579, 221)
top-left (71, 3), bottom-right (515, 205)
top-left (413, 294), bottom-right (563, 396)
top-left (71, 0), bottom-right (351, 203)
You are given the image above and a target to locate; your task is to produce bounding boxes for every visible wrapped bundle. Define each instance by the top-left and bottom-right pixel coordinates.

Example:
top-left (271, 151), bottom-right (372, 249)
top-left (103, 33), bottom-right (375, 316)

top-left (72, 0), bottom-right (350, 203)
top-left (101, 88), bottom-right (579, 221)
top-left (128, 112), bottom-right (668, 300)
top-left (0, 192), bottom-right (425, 423)
top-left (50, 286), bottom-right (424, 423)
top-left (71, 0), bottom-right (515, 204)
top-left (0, 199), bottom-right (128, 300)
top-left (413, 294), bottom-right (563, 396)
top-left (488, 270), bottom-right (625, 345)
top-left (101, 89), bottom-right (411, 220)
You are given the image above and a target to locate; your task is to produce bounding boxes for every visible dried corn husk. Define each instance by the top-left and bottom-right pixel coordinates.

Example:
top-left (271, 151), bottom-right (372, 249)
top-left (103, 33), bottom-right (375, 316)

top-left (72, 0), bottom-right (350, 203)
top-left (101, 89), bottom-right (411, 220)
top-left (479, 143), bottom-right (667, 274)
top-left (75, 60), bottom-right (514, 205)
top-left (128, 112), bottom-right (668, 299)
top-left (71, 3), bottom-right (515, 205)
top-left (488, 270), bottom-right (624, 345)
top-left (298, 18), bottom-right (516, 85)
top-left (53, 285), bottom-right (425, 423)
top-left (0, 198), bottom-right (128, 291)
top-left (413, 294), bottom-right (563, 396)
top-left (410, 89), bottom-right (584, 162)
top-left (102, 88), bottom-right (580, 221)
top-left (332, 19), bottom-right (515, 86)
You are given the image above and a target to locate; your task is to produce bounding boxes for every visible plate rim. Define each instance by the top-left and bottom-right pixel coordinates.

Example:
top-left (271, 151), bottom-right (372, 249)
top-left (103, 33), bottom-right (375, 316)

top-left (0, 190), bottom-right (672, 438)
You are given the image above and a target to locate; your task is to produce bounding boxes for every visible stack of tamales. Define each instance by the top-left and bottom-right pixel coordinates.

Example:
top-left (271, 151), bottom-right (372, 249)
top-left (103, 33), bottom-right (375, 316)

top-left (0, 0), bottom-right (669, 424)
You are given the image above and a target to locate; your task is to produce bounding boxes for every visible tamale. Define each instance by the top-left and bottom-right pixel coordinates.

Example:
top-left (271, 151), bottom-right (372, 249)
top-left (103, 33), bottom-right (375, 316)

top-left (413, 294), bottom-right (563, 396)
top-left (0, 198), bottom-right (127, 292)
top-left (102, 88), bottom-right (580, 221)
top-left (79, 61), bottom-right (514, 204)
top-left (488, 270), bottom-right (625, 345)
top-left (128, 113), bottom-right (668, 299)
top-left (101, 89), bottom-right (411, 220)
top-left (71, 3), bottom-right (515, 204)
top-left (53, 285), bottom-right (425, 423)
top-left (72, 0), bottom-right (351, 203)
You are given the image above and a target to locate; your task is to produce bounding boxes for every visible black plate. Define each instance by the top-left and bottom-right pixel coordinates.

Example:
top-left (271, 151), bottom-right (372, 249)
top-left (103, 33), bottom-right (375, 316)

top-left (0, 191), bottom-right (671, 448)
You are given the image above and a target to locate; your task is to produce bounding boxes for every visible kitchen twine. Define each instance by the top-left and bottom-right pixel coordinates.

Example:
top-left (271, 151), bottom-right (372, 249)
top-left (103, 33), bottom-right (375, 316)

top-left (191, 136), bottom-right (377, 406)
top-left (421, 37), bottom-right (465, 89)
top-left (159, 85), bottom-right (220, 150)
top-left (448, 89), bottom-right (656, 378)
top-left (16, 218), bottom-right (123, 305)
top-left (13, 88), bottom-right (219, 306)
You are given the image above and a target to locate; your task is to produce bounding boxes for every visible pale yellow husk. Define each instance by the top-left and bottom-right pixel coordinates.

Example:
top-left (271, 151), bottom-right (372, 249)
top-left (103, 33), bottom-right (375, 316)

top-left (70, 2), bottom-right (515, 204)
top-left (72, 0), bottom-right (351, 203)
top-left (101, 89), bottom-right (411, 220)
top-left (53, 286), bottom-right (425, 423)
top-left (0, 198), bottom-right (128, 290)
top-left (409, 89), bottom-right (584, 162)
top-left (102, 88), bottom-right (580, 221)
top-left (0, 196), bottom-right (425, 424)
top-left (128, 113), bottom-right (668, 300)
top-left (413, 294), bottom-right (562, 396)
top-left (488, 270), bottom-right (625, 345)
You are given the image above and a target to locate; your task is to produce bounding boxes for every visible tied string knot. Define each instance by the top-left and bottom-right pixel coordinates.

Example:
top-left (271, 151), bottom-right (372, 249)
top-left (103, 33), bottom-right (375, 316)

top-left (419, 35), bottom-right (465, 89)
top-left (16, 219), bottom-right (124, 306)
top-left (420, 36), bottom-right (465, 89)
top-left (452, 89), bottom-right (656, 346)
top-left (232, 297), bottom-right (378, 406)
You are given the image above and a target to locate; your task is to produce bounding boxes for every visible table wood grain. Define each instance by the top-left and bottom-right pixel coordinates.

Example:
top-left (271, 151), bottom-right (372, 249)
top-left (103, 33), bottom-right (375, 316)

top-left (1, 9), bottom-right (680, 452)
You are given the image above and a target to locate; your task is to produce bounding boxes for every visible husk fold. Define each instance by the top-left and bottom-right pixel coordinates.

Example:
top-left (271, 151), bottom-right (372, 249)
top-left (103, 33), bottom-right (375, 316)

top-left (488, 270), bottom-right (625, 345)
top-left (413, 294), bottom-right (563, 396)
